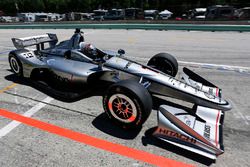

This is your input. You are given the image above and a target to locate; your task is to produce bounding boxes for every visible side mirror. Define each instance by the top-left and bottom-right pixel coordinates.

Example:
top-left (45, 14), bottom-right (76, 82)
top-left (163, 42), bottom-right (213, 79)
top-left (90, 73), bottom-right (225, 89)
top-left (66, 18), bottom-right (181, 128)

top-left (118, 49), bottom-right (125, 55)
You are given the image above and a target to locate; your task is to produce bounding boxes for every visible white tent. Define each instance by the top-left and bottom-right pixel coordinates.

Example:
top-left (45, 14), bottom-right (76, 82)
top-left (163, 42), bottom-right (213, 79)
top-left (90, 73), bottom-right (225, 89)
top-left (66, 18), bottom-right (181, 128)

top-left (159, 10), bottom-right (173, 19)
top-left (159, 10), bottom-right (173, 15)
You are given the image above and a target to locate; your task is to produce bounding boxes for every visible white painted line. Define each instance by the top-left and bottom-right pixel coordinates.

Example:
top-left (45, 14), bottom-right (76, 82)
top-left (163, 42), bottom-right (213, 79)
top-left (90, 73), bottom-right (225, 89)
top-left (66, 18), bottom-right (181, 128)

top-left (238, 112), bottom-right (249, 125)
top-left (178, 61), bottom-right (250, 71)
top-left (230, 100), bottom-right (249, 125)
top-left (0, 46), bottom-right (14, 49)
top-left (0, 96), bottom-right (53, 138)
top-left (133, 56), bottom-right (250, 73)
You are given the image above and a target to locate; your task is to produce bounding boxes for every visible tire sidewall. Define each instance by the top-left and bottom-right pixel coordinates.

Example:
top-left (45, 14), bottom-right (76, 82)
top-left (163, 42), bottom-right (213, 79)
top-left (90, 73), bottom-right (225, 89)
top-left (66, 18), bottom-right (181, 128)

top-left (9, 54), bottom-right (23, 77)
top-left (103, 81), bottom-right (151, 129)
top-left (148, 53), bottom-right (178, 77)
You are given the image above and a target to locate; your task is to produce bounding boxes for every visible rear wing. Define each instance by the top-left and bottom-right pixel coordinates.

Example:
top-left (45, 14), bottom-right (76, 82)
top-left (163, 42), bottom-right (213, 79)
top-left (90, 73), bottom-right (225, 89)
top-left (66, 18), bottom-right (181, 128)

top-left (11, 33), bottom-right (58, 49)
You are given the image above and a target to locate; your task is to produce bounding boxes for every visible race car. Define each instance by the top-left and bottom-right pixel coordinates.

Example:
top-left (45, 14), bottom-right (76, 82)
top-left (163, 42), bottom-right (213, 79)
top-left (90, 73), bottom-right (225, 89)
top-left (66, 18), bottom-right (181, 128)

top-left (8, 29), bottom-right (232, 160)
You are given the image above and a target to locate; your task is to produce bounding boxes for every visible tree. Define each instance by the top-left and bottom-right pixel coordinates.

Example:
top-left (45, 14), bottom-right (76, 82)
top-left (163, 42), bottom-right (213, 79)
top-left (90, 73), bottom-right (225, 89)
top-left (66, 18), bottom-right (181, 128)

top-left (1, 0), bottom-right (250, 15)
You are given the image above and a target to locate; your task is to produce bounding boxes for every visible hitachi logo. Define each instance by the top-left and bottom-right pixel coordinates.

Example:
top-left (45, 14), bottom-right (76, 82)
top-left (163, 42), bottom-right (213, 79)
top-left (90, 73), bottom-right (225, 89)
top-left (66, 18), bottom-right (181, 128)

top-left (158, 128), bottom-right (196, 144)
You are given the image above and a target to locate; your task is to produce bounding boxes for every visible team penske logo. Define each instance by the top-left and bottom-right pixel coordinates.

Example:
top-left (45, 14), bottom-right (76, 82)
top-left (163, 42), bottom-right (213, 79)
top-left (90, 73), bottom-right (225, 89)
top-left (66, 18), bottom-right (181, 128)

top-left (158, 128), bottom-right (196, 144)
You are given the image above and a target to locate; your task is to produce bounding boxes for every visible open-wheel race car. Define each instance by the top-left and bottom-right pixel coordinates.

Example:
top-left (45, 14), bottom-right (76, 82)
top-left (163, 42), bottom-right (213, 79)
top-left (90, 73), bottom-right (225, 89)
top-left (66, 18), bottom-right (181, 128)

top-left (9, 29), bottom-right (232, 160)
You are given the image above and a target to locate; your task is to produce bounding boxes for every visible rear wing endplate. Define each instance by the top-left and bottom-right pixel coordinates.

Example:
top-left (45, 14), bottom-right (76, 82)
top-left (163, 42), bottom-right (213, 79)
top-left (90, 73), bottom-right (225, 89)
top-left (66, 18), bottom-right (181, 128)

top-left (12, 33), bottom-right (58, 49)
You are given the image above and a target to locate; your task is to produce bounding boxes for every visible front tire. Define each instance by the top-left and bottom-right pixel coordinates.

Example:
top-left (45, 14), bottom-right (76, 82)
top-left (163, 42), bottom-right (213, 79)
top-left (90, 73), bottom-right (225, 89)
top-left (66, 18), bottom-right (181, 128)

top-left (103, 80), bottom-right (152, 129)
top-left (147, 53), bottom-right (178, 77)
top-left (9, 54), bottom-right (23, 77)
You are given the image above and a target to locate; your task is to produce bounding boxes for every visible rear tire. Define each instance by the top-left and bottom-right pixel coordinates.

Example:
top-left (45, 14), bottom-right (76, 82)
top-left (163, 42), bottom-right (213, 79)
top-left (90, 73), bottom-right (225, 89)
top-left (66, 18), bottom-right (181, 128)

top-left (103, 80), bottom-right (152, 129)
top-left (147, 53), bottom-right (178, 77)
top-left (9, 54), bottom-right (23, 77)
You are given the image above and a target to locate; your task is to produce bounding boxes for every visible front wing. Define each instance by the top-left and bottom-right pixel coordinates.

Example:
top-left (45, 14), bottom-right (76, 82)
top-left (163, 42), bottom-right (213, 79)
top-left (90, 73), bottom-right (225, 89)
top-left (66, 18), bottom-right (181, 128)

top-left (153, 105), bottom-right (224, 159)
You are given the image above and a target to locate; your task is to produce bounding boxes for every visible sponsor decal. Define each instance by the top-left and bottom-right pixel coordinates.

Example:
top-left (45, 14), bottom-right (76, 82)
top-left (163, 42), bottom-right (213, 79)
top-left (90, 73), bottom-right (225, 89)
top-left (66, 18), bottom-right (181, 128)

top-left (204, 92), bottom-right (215, 99)
top-left (22, 52), bottom-right (34, 59)
top-left (158, 128), bottom-right (196, 144)
top-left (208, 88), bottom-right (213, 95)
top-left (21, 36), bottom-right (50, 46)
top-left (204, 125), bottom-right (211, 140)
top-left (52, 72), bottom-right (70, 83)
top-left (124, 62), bottom-right (132, 69)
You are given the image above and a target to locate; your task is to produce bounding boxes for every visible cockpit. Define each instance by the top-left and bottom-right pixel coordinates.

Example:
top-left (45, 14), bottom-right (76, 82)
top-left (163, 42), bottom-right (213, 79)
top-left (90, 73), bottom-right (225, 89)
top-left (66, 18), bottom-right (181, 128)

top-left (63, 29), bottom-right (122, 63)
top-left (64, 42), bottom-right (107, 63)
top-left (79, 42), bottom-right (98, 59)
top-left (64, 50), bottom-right (93, 63)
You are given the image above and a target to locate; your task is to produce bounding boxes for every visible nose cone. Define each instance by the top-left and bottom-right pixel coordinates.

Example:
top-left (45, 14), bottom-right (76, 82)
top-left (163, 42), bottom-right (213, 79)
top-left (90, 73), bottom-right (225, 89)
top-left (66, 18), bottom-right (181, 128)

top-left (219, 101), bottom-right (232, 111)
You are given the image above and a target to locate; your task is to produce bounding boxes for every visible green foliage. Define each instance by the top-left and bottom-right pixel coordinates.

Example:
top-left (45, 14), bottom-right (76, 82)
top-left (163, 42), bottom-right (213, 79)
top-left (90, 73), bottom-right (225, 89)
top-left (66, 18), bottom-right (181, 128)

top-left (0, 0), bottom-right (249, 15)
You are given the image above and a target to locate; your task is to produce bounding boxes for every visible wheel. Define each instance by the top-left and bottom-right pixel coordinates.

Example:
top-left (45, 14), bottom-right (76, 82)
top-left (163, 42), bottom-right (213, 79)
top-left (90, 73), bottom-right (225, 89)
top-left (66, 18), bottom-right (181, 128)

top-left (9, 54), bottom-right (23, 77)
top-left (103, 80), bottom-right (152, 129)
top-left (147, 52), bottom-right (178, 77)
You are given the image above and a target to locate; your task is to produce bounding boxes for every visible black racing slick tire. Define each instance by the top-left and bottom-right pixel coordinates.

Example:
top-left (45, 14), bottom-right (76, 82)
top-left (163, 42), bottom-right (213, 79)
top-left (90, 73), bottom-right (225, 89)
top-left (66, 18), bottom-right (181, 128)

top-left (103, 80), bottom-right (152, 129)
top-left (147, 52), bottom-right (178, 77)
top-left (9, 54), bottom-right (23, 77)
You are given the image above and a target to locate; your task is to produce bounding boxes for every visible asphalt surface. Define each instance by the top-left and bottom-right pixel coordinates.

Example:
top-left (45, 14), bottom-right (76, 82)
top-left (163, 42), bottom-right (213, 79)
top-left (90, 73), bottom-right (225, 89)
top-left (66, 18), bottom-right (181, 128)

top-left (0, 29), bottom-right (250, 167)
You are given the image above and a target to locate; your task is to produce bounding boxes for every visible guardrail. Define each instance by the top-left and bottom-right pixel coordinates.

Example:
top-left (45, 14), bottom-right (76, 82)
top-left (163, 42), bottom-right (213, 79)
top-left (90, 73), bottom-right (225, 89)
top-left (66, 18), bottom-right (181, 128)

top-left (1, 23), bottom-right (250, 32)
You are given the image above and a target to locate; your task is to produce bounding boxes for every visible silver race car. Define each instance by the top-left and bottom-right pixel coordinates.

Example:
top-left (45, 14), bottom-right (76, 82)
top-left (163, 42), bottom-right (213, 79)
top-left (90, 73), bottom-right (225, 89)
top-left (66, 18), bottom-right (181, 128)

top-left (9, 29), bottom-right (232, 160)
